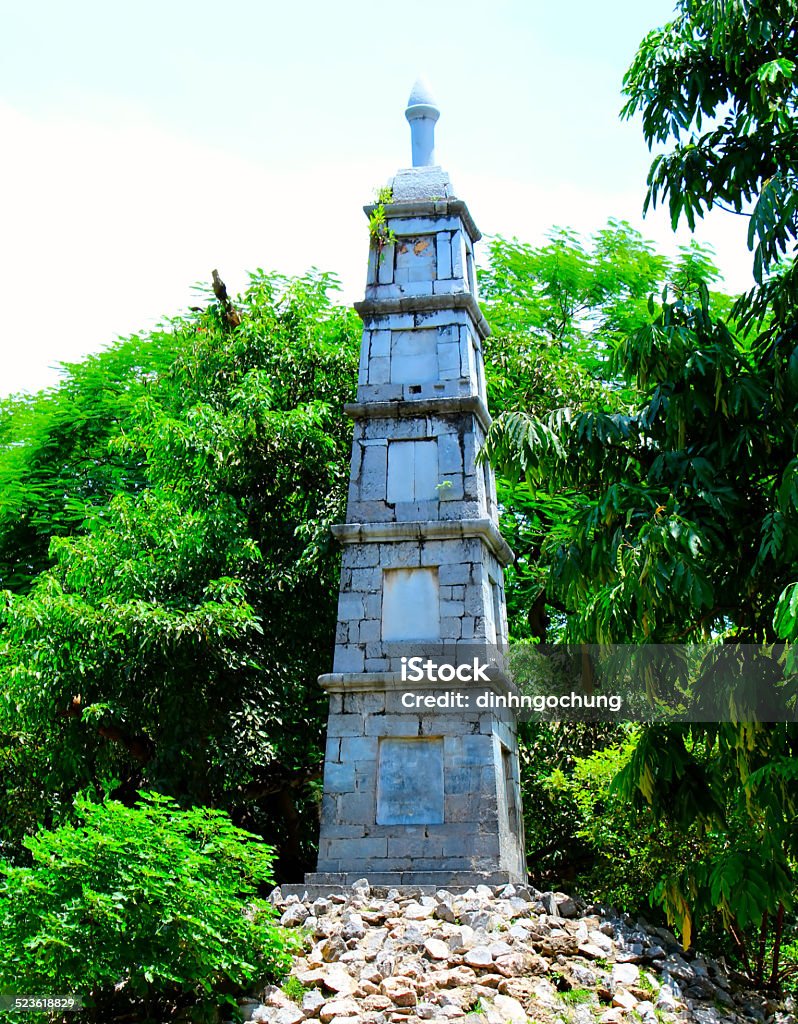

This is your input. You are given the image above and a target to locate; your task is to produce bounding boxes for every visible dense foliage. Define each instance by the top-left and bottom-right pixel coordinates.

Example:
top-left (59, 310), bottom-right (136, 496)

top-left (0, 792), bottom-right (292, 1022)
top-left (2, 0), bottom-right (798, 1001)
top-left (0, 271), bottom-right (360, 877)
top-left (481, 0), bottom-right (798, 987)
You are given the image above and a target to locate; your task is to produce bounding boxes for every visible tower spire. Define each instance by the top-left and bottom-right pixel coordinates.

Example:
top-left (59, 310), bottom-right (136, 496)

top-left (405, 75), bottom-right (440, 167)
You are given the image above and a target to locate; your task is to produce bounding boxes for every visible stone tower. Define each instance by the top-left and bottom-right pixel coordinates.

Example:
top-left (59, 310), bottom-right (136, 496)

top-left (307, 79), bottom-right (526, 888)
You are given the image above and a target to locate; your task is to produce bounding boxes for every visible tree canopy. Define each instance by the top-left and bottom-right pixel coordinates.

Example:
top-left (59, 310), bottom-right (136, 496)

top-left (0, 271), bottom-right (360, 878)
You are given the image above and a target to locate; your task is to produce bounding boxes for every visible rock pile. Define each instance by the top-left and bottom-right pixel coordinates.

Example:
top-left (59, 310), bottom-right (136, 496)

top-left (240, 882), bottom-right (792, 1024)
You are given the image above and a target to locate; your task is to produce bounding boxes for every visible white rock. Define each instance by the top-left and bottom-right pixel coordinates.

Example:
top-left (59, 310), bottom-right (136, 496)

top-left (404, 902), bottom-right (436, 920)
top-left (341, 914), bottom-right (366, 941)
top-left (319, 998), bottom-right (360, 1022)
top-left (464, 946), bottom-right (493, 968)
top-left (588, 929), bottom-right (614, 953)
top-left (302, 990), bottom-right (326, 1017)
top-left (491, 995), bottom-right (526, 1024)
top-left (424, 938), bottom-right (450, 960)
top-left (612, 989), bottom-right (639, 1011)
top-left (612, 963), bottom-right (640, 988)
top-left (275, 1008), bottom-right (306, 1024)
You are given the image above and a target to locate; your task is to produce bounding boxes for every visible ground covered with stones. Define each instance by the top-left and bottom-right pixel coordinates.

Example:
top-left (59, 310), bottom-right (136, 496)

top-left (237, 882), bottom-right (794, 1024)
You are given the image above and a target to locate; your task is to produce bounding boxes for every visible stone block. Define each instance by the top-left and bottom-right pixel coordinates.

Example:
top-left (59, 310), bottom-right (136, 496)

top-left (368, 356), bottom-right (390, 385)
top-left (434, 280), bottom-right (465, 295)
top-left (359, 443), bottom-right (388, 501)
top-left (395, 498), bottom-right (439, 522)
top-left (326, 836), bottom-right (387, 859)
top-left (379, 543), bottom-right (422, 569)
top-left (377, 245), bottom-right (395, 285)
top-left (438, 342), bottom-right (461, 373)
top-left (439, 562), bottom-right (473, 585)
top-left (339, 735), bottom-right (378, 762)
top-left (350, 567), bottom-right (381, 592)
top-left (366, 245), bottom-right (378, 285)
top-left (323, 761), bottom-right (355, 794)
top-left (332, 646), bottom-right (365, 673)
top-left (439, 475), bottom-right (464, 499)
top-left (345, 545), bottom-right (379, 568)
top-left (386, 835), bottom-right (445, 858)
top-left (337, 592), bottom-right (365, 621)
top-left (353, 764), bottom-right (377, 791)
top-left (357, 618), bottom-right (381, 643)
top-left (342, 692), bottom-right (386, 715)
top-left (391, 216), bottom-right (459, 235)
top-left (444, 793), bottom-right (480, 822)
top-left (364, 714), bottom-right (421, 737)
top-left (436, 232), bottom-right (453, 278)
top-left (439, 616), bottom-right (462, 640)
top-left (399, 281), bottom-right (434, 297)
top-left (451, 230), bottom-right (464, 279)
top-left (325, 713), bottom-right (366, 738)
top-left (370, 329), bottom-right (391, 358)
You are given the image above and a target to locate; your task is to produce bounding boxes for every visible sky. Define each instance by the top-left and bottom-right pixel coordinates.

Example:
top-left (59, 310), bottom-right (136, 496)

top-left (0, 0), bottom-right (754, 398)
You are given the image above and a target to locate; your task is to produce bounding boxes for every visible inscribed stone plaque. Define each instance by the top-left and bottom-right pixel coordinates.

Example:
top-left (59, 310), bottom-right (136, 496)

top-left (391, 329), bottom-right (438, 383)
top-left (382, 567), bottom-right (440, 641)
top-left (377, 737), bottom-right (444, 824)
top-left (387, 439), bottom-right (438, 502)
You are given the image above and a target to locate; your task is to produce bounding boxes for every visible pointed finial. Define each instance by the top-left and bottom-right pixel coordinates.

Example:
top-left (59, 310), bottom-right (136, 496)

top-left (405, 76), bottom-right (440, 167)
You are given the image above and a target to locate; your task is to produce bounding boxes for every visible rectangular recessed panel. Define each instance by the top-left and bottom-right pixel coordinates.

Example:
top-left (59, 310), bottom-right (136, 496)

top-left (386, 440), bottom-right (416, 503)
top-left (377, 737), bottom-right (444, 824)
top-left (387, 439), bottom-right (438, 503)
top-left (391, 329), bottom-right (438, 383)
top-left (382, 567), bottom-right (440, 641)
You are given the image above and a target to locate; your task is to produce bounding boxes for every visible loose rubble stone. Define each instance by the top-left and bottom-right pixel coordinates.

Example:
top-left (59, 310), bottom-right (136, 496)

top-left (423, 938), bottom-right (449, 960)
top-left (281, 904), bottom-right (310, 928)
top-left (612, 962), bottom-right (640, 987)
top-left (302, 990), bottom-right (326, 1017)
top-left (380, 977), bottom-right (417, 1007)
top-left (260, 883), bottom-right (788, 1024)
top-left (275, 1008), bottom-right (306, 1024)
top-left (463, 946), bottom-right (493, 968)
top-left (491, 995), bottom-right (525, 1024)
top-left (612, 989), bottom-right (639, 1010)
top-left (320, 998), bottom-right (361, 1022)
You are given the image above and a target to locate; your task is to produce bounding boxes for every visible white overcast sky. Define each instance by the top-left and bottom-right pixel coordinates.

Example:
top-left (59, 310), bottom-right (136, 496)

top-left (0, 0), bottom-right (753, 397)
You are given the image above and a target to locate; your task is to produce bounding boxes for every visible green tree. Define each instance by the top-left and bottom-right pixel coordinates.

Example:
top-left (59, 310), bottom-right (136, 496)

top-left (481, 0), bottom-right (798, 983)
top-left (0, 792), bottom-right (292, 1022)
top-left (0, 271), bottom-right (360, 878)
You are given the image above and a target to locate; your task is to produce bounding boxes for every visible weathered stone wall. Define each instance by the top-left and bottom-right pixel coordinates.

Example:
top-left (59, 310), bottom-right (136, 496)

top-left (332, 536), bottom-right (509, 674)
top-left (316, 689), bottom-right (524, 882)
